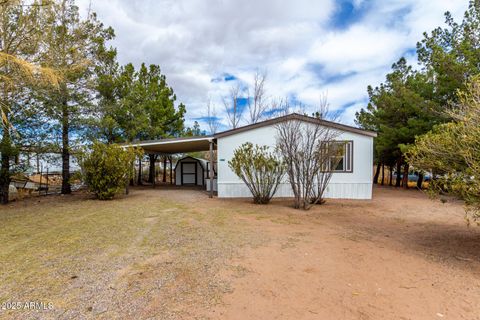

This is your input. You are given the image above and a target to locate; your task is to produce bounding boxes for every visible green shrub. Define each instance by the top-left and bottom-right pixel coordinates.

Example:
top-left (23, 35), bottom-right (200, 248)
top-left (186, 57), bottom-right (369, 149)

top-left (229, 142), bottom-right (285, 204)
top-left (78, 142), bottom-right (142, 200)
top-left (406, 77), bottom-right (480, 225)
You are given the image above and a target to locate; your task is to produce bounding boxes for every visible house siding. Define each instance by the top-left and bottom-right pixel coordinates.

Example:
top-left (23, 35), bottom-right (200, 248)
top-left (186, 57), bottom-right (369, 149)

top-left (216, 123), bottom-right (374, 199)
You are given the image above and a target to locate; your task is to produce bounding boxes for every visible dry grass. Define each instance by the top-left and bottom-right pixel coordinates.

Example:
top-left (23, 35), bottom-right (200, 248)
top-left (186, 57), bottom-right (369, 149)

top-left (3, 186), bottom-right (477, 320)
top-left (0, 190), bottom-right (266, 320)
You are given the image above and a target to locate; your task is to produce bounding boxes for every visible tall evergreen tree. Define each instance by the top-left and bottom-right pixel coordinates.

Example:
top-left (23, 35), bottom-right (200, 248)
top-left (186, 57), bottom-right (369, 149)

top-left (40, 0), bottom-right (115, 194)
top-left (96, 62), bottom-right (186, 183)
top-left (97, 63), bottom-right (186, 143)
top-left (0, 0), bottom-right (60, 204)
top-left (357, 1), bottom-right (480, 188)
top-left (356, 58), bottom-right (438, 188)
top-left (417, 0), bottom-right (480, 107)
top-left (135, 63), bottom-right (186, 184)
top-left (134, 63), bottom-right (186, 141)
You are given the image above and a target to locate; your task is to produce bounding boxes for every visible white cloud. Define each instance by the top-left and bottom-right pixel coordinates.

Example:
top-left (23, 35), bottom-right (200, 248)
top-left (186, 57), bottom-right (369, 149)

top-left (309, 25), bottom-right (409, 74)
top-left (78, 0), bottom-right (469, 130)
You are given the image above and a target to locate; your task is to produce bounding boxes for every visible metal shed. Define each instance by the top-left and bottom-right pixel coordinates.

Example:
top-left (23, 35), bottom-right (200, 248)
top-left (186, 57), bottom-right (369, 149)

top-left (174, 156), bottom-right (206, 186)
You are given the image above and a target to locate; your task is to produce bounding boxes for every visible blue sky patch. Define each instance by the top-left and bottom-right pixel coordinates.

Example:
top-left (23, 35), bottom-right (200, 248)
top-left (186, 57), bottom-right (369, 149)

top-left (224, 73), bottom-right (236, 81)
top-left (236, 97), bottom-right (249, 108)
top-left (211, 72), bottom-right (237, 83)
top-left (330, 0), bottom-right (370, 29)
top-left (194, 116), bottom-right (222, 122)
top-left (324, 71), bottom-right (358, 83)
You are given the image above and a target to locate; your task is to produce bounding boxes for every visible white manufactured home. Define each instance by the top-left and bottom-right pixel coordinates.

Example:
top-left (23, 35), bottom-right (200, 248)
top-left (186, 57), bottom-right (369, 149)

top-left (129, 113), bottom-right (377, 199)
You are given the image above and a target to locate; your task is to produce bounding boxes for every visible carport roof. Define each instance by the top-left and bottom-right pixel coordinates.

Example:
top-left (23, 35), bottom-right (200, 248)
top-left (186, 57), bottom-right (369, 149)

top-left (125, 136), bottom-right (214, 154)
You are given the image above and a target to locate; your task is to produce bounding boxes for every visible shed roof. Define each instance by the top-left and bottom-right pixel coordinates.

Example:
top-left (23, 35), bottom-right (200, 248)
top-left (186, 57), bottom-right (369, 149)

top-left (173, 156), bottom-right (207, 171)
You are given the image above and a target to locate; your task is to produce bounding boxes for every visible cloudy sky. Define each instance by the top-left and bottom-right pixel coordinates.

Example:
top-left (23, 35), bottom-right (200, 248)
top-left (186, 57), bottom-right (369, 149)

top-left (78, 0), bottom-right (468, 130)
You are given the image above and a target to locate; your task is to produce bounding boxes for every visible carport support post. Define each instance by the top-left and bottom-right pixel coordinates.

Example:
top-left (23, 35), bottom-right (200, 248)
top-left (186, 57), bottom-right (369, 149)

top-left (153, 157), bottom-right (156, 188)
top-left (169, 156), bottom-right (173, 184)
top-left (209, 139), bottom-right (214, 198)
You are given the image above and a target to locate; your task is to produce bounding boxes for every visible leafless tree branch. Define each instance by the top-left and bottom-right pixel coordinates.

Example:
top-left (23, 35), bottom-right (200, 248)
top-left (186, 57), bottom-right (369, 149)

top-left (223, 83), bottom-right (243, 129)
top-left (247, 70), bottom-right (268, 124)
top-left (205, 98), bottom-right (219, 134)
top-left (275, 96), bottom-right (342, 210)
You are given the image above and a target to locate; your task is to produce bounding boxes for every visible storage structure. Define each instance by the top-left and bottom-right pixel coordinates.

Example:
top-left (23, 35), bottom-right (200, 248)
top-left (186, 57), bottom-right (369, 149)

top-left (174, 156), bottom-right (207, 186)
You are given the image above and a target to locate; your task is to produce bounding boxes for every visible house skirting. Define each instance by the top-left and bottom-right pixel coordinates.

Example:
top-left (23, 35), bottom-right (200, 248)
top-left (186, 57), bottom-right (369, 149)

top-left (217, 182), bottom-right (373, 200)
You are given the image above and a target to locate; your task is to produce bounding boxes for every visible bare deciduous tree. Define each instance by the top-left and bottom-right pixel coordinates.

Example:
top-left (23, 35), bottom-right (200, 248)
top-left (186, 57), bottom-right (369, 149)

top-left (275, 97), bottom-right (342, 210)
top-left (247, 70), bottom-right (268, 124)
top-left (206, 98), bottom-right (220, 134)
top-left (223, 83), bottom-right (243, 129)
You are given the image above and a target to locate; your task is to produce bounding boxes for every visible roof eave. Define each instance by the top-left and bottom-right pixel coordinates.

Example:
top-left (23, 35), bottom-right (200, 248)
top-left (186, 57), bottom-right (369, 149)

top-left (214, 113), bottom-right (377, 139)
top-left (121, 135), bottom-right (215, 148)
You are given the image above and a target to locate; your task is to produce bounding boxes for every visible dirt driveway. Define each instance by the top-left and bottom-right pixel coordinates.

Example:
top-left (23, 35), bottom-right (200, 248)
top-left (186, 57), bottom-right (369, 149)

top-left (204, 187), bottom-right (480, 320)
top-left (1, 186), bottom-right (479, 319)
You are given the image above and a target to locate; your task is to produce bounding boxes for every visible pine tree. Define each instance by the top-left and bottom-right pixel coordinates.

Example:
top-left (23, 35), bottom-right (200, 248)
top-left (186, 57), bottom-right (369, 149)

top-left (96, 62), bottom-right (186, 183)
top-left (0, 0), bottom-right (60, 204)
top-left (356, 58), bottom-right (438, 188)
top-left (40, 0), bottom-right (115, 194)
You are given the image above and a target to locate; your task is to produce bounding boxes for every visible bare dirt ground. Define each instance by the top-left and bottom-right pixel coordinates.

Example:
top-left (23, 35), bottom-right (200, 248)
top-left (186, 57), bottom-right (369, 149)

top-left (205, 187), bottom-right (480, 320)
top-left (1, 186), bottom-right (479, 319)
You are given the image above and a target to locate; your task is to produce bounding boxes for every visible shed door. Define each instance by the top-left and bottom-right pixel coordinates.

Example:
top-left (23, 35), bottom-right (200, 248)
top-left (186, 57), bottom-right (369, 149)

top-left (181, 162), bottom-right (197, 185)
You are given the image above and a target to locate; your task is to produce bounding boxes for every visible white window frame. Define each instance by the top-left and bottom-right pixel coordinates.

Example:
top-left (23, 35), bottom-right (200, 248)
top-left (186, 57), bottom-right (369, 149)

top-left (328, 141), bottom-right (353, 173)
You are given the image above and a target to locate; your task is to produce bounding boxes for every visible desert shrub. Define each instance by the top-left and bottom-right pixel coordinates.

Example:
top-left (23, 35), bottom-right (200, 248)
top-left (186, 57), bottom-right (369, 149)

top-left (78, 142), bottom-right (142, 200)
top-left (229, 142), bottom-right (285, 204)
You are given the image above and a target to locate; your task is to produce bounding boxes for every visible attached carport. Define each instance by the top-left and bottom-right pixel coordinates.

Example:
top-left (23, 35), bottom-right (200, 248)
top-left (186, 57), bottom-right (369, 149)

top-left (126, 136), bottom-right (217, 198)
